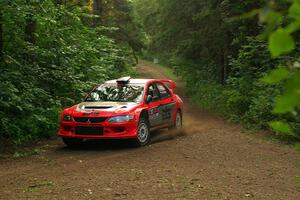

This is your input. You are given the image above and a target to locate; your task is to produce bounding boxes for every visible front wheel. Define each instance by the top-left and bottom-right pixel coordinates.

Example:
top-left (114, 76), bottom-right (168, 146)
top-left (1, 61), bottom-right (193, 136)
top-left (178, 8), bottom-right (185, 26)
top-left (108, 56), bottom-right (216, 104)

top-left (62, 138), bottom-right (83, 148)
top-left (133, 118), bottom-right (150, 147)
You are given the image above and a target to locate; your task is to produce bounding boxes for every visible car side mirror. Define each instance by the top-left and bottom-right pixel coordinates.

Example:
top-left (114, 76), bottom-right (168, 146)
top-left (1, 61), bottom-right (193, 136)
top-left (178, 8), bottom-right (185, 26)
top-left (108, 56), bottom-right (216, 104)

top-left (146, 95), bottom-right (153, 104)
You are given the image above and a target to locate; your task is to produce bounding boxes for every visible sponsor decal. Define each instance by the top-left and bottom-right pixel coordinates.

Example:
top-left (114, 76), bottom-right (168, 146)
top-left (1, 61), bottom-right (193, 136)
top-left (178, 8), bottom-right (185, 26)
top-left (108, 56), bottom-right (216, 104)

top-left (149, 107), bottom-right (159, 120)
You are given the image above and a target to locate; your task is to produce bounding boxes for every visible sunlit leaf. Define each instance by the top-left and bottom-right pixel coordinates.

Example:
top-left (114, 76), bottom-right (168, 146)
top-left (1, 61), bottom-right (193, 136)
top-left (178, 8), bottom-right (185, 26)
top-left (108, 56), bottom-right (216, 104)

top-left (284, 72), bottom-right (300, 92)
top-left (285, 21), bottom-right (300, 34)
top-left (268, 28), bottom-right (295, 57)
top-left (273, 92), bottom-right (299, 113)
top-left (269, 121), bottom-right (292, 134)
top-left (289, 2), bottom-right (300, 17)
top-left (262, 67), bottom-right (290, 83)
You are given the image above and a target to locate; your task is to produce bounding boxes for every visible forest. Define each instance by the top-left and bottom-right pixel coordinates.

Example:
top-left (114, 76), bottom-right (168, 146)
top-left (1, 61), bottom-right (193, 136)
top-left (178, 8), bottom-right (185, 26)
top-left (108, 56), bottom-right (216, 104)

top-left (1, 0), bottom-right (300, 145)
top-left (134, 0), bottom-right (300, 140)
top-left (0, 0), bottom-right (143, 144)
top-left (1, 1), bottom-right (300, 199)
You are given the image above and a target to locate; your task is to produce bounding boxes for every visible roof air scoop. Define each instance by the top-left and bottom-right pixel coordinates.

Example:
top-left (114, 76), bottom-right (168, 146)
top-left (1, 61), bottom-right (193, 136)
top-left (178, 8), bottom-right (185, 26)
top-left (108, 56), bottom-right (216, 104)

top-left (116, 76), bottom-right (131, 84)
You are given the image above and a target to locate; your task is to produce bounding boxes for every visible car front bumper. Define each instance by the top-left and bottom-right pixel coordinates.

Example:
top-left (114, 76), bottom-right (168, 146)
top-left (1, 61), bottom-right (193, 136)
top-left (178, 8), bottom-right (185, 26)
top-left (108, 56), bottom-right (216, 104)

top-left (58, 121), bottom-right (138, 139)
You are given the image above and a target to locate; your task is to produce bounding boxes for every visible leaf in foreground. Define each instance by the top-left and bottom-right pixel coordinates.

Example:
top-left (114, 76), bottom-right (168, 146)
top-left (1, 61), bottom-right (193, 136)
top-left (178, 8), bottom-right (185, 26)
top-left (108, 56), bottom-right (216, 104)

top-left (269, 121), bottom-right (293, 134)
top-left (268, 28), bottom-right (295, 57)
top-left (273, 92), bottom-right (299, 114)
top-left (262, 67), bottom-right (290, 84)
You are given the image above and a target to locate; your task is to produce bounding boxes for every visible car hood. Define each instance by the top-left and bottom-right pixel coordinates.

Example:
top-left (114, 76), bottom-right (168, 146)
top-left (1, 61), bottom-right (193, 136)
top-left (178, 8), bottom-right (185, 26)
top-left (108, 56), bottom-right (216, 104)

top-left (74, 101), bottom-right (139, 115)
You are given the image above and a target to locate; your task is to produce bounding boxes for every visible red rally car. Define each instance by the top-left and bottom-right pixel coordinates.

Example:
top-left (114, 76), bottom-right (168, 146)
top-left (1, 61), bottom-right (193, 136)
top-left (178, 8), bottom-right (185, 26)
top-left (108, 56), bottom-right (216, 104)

top-left (58, 77), bottom-right (183, 147)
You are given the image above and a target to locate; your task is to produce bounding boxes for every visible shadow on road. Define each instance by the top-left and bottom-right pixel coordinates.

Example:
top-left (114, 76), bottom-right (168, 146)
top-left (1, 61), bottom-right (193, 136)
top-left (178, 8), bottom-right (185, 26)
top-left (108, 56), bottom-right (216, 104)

top-left (55, 129), bottom-right (187, 153)
top-left (56, 139), bottom-right (135, 152)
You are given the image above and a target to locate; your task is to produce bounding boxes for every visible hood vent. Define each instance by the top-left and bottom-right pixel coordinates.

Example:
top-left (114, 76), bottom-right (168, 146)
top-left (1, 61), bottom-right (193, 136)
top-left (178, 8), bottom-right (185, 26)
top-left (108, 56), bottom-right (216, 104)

top-left (84, 106), bottom-right (113, 110)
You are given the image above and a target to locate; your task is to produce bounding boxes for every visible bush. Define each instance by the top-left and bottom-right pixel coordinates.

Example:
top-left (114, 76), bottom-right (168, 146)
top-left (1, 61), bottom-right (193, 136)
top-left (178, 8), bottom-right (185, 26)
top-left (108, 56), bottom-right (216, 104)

top-left (171, 37), bottom-right (300, 138)
top-left (0, 1), bottom-right (135, 144)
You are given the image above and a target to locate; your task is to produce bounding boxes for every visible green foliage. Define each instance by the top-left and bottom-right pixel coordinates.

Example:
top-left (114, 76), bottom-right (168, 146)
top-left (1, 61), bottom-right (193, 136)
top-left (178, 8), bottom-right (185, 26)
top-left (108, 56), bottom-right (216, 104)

top-left (262, 67), bottom-right (290, 83)
top-left (169, 36), bottom-right (300, 138)
top-left (91, 0), bottom-right (145, 63)
top-left (274, 92), bottom-right (299, 114)
top-left (269, 121), bottom-right (292, 135)
top-left (268, 28), bottom-right (295, 57)
top-left (134, 0), bottom-right (264, 82)
top-left (0, 0), bottom-right (138, 144)
top-left (190, 83), bottom-right (227, 114)
top-left (259, 0), bottom-right (300, 135)
top-left (135, 0), bottom-right (300, 140)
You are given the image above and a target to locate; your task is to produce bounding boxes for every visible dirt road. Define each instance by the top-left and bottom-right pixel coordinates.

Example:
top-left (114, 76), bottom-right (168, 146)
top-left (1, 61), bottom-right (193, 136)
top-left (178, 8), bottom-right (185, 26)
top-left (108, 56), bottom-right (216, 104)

top-left (1, 62), bottom-right (300, 200)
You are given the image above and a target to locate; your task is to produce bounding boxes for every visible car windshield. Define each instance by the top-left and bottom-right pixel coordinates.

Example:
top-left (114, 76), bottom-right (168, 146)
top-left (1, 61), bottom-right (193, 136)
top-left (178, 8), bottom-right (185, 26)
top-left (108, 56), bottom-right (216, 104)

top-left (85, 84), bottom-right (145, 103)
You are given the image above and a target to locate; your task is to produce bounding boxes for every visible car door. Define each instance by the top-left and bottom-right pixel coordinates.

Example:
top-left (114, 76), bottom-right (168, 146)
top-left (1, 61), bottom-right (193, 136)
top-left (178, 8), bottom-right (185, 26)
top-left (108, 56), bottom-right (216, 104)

top-left (155, 82), bottom-right (176, 125)
top-left (146, 83), bottom-right (164, 127)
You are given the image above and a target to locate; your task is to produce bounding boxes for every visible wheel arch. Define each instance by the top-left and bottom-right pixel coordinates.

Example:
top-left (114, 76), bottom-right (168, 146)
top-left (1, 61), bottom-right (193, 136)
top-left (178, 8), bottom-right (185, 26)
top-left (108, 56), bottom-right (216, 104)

top-left (177, 108), bottom-right (182, 116)
top-left (139, 109), bottom-right (149, 122)
top-left (174, 108), bottom-right (183, 124)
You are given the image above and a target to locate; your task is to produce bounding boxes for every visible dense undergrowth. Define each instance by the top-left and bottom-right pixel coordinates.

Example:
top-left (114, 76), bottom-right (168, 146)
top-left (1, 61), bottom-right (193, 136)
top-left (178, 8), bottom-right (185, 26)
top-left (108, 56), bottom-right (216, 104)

top-left (178, 38), bottom-right (300, 137)
top-left (0, 0), bottom-right (139, 144)
top-left (2, 0), bottom-right (300, 145)
top-left (135, 0), bottom-right (300, 140)
top-left (144, 37), bottom-right (300, 140)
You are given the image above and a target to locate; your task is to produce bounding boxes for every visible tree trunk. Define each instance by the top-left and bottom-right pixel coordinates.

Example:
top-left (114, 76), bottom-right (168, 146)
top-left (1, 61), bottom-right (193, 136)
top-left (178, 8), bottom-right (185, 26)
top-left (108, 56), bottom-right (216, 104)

top-left (220, 49), bottom-right (228, 85)
top-left (92, 0), bottom-right (103, 27)
top-left (132, 48), bottom-right (138, 65)
top-left (220, 28), bottom-right (229, 85)
top-left (55, 0), bottom-right (63, 5)
top-left (25, 13), bottom-right (36, 44)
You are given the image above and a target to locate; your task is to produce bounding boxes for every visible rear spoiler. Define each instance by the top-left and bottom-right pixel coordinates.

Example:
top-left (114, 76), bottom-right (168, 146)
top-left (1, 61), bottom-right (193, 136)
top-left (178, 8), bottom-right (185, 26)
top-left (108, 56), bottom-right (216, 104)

top-left (159, 79), bottom-right (176, 90)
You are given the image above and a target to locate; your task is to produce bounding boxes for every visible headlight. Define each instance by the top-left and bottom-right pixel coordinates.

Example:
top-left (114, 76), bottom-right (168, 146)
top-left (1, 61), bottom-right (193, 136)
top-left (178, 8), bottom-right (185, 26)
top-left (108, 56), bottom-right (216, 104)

top-left (63, 115), bottom-right (73, 122)
top-left (108, 115), bottom-right (134, 123)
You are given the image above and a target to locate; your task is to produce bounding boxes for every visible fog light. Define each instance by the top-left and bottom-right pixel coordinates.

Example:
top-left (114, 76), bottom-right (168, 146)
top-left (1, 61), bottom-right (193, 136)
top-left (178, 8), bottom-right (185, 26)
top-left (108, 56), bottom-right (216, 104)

top-left (63, 115), bottom-right (72, 122)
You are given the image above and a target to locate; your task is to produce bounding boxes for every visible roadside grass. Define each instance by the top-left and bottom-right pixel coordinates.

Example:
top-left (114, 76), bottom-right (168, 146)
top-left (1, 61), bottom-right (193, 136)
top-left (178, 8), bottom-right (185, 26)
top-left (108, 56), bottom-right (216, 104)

top-left (125, 65), bottom-right (139, 77)
top-left (24, 179), bottom-right (55, 193)
top-left (11, 144), bottom-right (54, 159)
top-left (295, 176), bottom-right (300, 184)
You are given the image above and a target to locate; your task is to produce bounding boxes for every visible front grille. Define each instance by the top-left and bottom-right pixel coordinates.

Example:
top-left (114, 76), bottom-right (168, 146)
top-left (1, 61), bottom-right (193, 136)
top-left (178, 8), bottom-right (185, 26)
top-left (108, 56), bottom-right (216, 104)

top-left (74, 117), bottom-right (107, 123)
top-left (75, 126), bottom-right (103, 135)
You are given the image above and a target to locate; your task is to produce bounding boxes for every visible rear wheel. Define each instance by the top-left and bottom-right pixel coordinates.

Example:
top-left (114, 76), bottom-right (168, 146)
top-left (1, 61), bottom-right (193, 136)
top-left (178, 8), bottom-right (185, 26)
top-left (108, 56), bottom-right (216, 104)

top-left (133, 118), bottom-right (150, 147)
top-left (173, 111), bottom-right (182, 130)
top-left (62, 138), bottom-right (83, 148)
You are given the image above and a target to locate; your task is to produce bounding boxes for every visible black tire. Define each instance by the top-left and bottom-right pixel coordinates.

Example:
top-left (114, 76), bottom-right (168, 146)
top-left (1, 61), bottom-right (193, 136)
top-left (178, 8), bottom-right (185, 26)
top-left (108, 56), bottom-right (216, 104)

top-left (62, 137), bottom-right (83, 148)
top-left (133, 117), bottom-right (150, 147)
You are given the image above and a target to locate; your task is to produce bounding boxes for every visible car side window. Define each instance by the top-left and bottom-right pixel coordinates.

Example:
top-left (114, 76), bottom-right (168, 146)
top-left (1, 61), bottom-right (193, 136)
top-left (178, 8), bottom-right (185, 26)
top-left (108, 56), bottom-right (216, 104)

top-left (147, 84), bottom-right (160, 102)
top-left (155, 82), bottom-right (171, 99)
